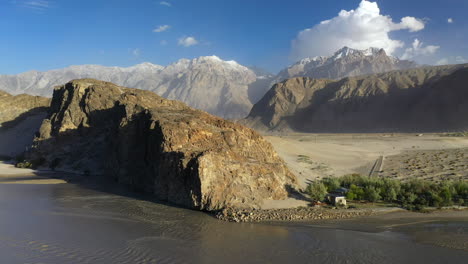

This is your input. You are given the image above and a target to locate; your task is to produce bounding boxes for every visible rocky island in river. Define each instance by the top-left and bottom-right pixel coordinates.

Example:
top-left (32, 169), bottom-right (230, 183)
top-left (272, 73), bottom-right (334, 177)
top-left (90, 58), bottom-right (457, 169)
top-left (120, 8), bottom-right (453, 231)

top-left (24, 79), bottom-right (297, 211)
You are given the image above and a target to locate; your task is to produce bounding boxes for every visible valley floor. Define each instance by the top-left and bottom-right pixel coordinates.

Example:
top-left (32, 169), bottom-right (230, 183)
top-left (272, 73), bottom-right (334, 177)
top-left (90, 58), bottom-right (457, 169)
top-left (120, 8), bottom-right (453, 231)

top-left (264, 133), bottom-right (468, 188)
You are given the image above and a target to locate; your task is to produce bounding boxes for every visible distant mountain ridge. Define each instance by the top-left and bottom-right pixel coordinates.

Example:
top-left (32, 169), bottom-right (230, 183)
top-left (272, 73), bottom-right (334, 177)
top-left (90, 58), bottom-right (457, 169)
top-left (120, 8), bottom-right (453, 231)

top-left (0, 47), bottom-right (420, 119)
top-left (244, 64), bottom-right (468, 133)
top-left (276, 47), bottom-right (417, 82)
top-left (0, 56), bottom-right (259, 119)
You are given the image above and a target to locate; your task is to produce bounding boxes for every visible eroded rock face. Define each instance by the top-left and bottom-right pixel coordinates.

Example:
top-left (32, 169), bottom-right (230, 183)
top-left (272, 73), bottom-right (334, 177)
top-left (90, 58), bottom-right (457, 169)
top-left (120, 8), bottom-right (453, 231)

top-left (32, 79), bottom-right (297, 211)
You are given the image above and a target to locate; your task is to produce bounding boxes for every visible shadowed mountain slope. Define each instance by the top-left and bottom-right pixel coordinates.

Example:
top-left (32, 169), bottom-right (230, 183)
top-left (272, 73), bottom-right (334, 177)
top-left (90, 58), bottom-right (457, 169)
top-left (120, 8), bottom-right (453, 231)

top-left (244, 64), bottom-right (468, 133)
top-left (0, 91), bottom-right (50, 157)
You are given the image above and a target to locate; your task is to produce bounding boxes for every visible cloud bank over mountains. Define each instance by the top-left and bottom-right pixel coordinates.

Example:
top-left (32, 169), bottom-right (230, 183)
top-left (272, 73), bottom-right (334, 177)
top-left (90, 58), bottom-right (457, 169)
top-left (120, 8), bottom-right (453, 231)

top-left (290, 0), bottom-right (431, 61)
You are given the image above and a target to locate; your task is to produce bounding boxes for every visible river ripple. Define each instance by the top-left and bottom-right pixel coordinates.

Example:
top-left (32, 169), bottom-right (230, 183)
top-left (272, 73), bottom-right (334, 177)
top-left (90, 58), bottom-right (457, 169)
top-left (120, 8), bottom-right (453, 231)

top-left (0, 182), bottom-right (467, 264)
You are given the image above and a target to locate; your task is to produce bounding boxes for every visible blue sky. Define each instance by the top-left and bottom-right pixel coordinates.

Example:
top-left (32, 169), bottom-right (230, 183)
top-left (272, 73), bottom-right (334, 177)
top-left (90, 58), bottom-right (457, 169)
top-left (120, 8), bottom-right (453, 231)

top-left (1, 0), bottom-right (467, 74)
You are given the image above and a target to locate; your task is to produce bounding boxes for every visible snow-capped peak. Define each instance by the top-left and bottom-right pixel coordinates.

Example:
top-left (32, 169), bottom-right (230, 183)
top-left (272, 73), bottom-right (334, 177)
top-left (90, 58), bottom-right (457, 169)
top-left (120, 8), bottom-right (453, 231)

top-left (331, 46), bottom-right (385, 60)
top-left (126, 62), bottom-right (164, 71)
top-left (362, 47), bottom-right (384, 56)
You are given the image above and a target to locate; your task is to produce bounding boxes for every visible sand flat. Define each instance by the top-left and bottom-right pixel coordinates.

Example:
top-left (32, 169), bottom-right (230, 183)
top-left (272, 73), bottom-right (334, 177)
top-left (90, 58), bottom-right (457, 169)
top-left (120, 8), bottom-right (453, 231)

top-left (0, 162), bottom-right (65, 184)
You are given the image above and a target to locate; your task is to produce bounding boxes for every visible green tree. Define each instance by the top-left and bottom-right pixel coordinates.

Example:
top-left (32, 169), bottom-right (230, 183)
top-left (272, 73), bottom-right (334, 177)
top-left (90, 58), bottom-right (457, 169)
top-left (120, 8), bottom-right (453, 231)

top-left (346, 184), bottom-right (364, 200)
top-left (382, 187), bottom-right (397, 202)
top-left (322, 177), bottom-right (340, 192)
top-left (306, 182), bottom-right (328, 202)
top-left (364, 186), bottom-right (381, 202)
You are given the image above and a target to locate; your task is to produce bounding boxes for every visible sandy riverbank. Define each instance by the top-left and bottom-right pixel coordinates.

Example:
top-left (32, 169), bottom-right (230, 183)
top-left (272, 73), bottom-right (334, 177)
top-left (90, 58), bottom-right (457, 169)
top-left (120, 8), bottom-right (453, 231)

top-left (0, 162), bottom-right (66, 184)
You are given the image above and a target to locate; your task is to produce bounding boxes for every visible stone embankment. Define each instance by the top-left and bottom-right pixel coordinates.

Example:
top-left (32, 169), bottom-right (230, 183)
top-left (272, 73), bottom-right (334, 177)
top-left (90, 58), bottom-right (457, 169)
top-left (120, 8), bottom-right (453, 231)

top-left (216, 207), bottom-right (375, 222)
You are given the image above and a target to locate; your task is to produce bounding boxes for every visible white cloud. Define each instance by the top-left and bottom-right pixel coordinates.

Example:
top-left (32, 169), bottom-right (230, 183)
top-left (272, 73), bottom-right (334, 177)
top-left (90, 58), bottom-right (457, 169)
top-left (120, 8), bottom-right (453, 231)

top-left (448, 18), bottom-right (454, 23)
top-left (153, 25), bottom-right (170, 33)
top-left (455, 56), bottom-right (467, 63)
top-left (435, 56), bottom-right (467, 65)
top-left (178, 36), bottom-right (198, 47)
top-left (436, 58), bottom-right (449, 65)
top-left (160, 1), bottom-right (171, 7)
top-left (401, 39), bottom-right (439, 59)
top-left (290, 0), bottom-right (426, 60)
top-left (132, 48), bottom-right (141, 57)
top-left (20, 0), bottom-right (50, 11)
top-left (160, 40), bottom-right (168, 46)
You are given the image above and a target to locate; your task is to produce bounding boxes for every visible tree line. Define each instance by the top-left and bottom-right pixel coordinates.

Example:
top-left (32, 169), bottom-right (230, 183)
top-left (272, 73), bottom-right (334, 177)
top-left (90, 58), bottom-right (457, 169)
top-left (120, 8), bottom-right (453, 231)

top-left (306, 174), bottom-right (467, 210)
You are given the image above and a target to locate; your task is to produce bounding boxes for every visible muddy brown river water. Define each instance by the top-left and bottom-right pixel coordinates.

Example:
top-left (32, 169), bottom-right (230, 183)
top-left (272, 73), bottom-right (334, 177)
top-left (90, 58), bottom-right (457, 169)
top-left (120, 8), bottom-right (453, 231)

top-left (0, 181), bottom-right (467, 264)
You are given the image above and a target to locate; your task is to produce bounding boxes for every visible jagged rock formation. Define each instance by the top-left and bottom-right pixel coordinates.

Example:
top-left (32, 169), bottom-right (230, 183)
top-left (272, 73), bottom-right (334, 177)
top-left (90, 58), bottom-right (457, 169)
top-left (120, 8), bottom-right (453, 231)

top-left (244, 64), bottom-right (468, 133)
top-left (0, 91), bottom-right (50, 157)
top-left (276, 47), bottom-right (416, 82)
top-left (30, 79), bottom-right (297, 210)
top-left (0, 56), bottom-right (261, 119)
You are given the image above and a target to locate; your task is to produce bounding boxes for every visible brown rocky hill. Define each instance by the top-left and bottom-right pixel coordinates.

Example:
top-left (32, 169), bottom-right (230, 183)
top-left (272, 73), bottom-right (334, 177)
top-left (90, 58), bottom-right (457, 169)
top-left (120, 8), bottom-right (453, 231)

top-left (244, 64), bottom-right (468, 132)
top-left (29, 79), bottom-right (297, 211)
top-left (0, 91), bottom-right (50, 157)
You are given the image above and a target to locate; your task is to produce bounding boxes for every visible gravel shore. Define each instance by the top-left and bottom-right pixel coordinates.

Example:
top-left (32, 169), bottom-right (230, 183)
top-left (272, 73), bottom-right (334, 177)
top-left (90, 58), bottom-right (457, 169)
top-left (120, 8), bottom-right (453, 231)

top-left (215, 206), bottom-right (377, 222)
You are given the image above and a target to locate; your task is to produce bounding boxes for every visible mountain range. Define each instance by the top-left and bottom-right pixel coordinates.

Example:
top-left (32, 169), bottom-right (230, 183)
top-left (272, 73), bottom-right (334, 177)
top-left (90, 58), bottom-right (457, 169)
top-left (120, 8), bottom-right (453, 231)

top-left (244, 64), bottom-right (468, 132)
top-left (0, 47), bottom-right (418, 119)
top-left (0, 56), bottom-right (259, 119)
top-left (274, 47), bottom-right (416, 83)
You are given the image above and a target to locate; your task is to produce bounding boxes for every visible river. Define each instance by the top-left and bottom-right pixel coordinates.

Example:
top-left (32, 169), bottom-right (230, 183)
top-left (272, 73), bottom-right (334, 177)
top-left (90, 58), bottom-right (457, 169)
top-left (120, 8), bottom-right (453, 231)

top-left (0, 181), bottom-right (467, 263)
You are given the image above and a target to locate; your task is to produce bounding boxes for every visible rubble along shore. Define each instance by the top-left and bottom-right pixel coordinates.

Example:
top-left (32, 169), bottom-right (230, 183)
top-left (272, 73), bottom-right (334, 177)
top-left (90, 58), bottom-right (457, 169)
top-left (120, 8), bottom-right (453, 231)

top-left (215, 207), bottom-right (379, 222)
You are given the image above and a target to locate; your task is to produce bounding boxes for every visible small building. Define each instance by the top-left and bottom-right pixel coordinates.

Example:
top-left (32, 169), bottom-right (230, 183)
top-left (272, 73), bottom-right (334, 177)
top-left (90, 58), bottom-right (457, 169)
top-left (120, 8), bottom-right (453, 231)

top-left (326, 188), bottom-right (349, 206)
top-left (327, 193), bottom-right (347, 206)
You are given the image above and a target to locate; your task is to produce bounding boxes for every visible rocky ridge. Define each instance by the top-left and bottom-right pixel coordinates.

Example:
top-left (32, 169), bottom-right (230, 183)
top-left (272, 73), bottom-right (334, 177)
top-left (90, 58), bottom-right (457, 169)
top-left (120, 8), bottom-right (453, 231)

top-left (276, 47), bottom-right (416, 82)
top-left (245, 64), bottom-right (468, 132)
top-left (30, 79), bottom-right (297, 211)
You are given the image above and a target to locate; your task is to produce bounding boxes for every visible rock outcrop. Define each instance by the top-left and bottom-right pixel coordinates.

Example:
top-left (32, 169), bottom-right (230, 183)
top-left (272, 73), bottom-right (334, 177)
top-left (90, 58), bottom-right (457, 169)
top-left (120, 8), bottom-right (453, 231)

top-left (30, 79), bottom-right (297, 211)
top-left (244, 64), bottom-right (468, 133)
top-left (0, 91), bottom-right (50, 157)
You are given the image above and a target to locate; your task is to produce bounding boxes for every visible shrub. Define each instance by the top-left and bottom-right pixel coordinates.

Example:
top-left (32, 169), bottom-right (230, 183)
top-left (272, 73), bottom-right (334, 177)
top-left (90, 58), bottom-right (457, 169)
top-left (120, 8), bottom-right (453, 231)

top-left (322, 177), bottom-right (340, 192)
top-left (382, 187), bottom-right (397, 202)
top-left (306, 182), bottom-right (328, 202)
top-left (346, 184), bottom-right (364, 200)
top-left (16, 161), bottom-right (33, 169)
top-left (364, 186), bottom-right (381, 202)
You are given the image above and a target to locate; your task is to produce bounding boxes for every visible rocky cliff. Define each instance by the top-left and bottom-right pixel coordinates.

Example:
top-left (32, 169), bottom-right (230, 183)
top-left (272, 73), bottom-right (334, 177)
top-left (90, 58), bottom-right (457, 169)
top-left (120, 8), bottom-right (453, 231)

top-left (0, 91), bottom-right (50, 157)
top-left (244, 64), bottom-right (468, 132)
top-left (30, 79), bottom-right (297, 210)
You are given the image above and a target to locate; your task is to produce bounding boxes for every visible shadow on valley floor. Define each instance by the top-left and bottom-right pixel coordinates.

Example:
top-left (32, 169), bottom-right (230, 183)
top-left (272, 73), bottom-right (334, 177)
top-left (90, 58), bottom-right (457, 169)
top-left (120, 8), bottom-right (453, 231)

top-left (285, 184), bottom-right (312, 203)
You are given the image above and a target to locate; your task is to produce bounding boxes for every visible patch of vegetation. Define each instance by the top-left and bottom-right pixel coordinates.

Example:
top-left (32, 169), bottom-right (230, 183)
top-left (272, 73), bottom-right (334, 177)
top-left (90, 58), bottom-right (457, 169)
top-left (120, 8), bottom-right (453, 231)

top-left (297, 155), bottom-right (313, 164)
top-left (305, 182), bottom-right (328, 201)
top-left (297, 155), bottom-right (330, 171)
top-left (306, 174), bottom-right (468, 210)
top-left (15, 156), bottom-right (46, 170)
